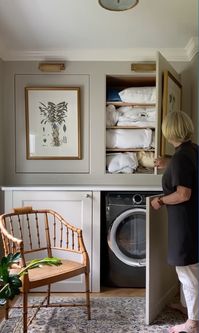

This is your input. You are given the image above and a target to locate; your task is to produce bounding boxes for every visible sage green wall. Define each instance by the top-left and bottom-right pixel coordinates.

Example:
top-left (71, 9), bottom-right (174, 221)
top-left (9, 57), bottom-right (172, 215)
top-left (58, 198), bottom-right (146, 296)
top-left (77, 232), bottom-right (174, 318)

top-left (0, 58), bottom-right (4, 185)
top-left (172, 55), bottom-right (198, 143)
top-left (0, 58), bottom-right (4, 221)
top-left (1, 59), bottom-right (196, 187)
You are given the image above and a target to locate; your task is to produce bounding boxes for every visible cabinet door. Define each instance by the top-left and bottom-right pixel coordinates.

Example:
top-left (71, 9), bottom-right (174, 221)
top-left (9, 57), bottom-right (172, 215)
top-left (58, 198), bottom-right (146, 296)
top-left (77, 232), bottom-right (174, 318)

top-left (5, 190), bottom-right (92, 292)
top-left (145, 195), bottom-right (178, 324)
top-left (156, 52), bottom-right (182, 158)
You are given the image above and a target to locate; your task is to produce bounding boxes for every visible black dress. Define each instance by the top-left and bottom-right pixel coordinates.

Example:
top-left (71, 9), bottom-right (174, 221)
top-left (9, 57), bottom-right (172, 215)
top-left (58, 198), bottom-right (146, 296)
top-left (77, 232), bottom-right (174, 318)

top-left (162, 140), bottom-right (198, 266)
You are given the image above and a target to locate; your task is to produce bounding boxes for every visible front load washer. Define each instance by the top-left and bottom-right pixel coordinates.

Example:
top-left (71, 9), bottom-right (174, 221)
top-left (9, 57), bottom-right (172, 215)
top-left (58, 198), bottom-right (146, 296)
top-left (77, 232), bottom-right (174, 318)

top-left (101, 191), bottom-right (161, 288)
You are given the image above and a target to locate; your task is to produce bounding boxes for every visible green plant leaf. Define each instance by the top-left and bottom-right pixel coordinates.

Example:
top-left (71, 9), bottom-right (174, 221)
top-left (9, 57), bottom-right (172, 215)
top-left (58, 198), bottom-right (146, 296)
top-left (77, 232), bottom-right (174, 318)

top-left (19, 257), bottom-right (62, 276)
top-left (0, 284), bottom-right (12, 300)
top-left (7, 253), bottom-right (21, 265)
top-left (0, 252), bottom-right (21, 267)
top-left (25, 257), bottom-right (61, 271)
top-left (8, 275), bottom-right (22, 289)
top-left (0, 262), bottom-right (9, 283)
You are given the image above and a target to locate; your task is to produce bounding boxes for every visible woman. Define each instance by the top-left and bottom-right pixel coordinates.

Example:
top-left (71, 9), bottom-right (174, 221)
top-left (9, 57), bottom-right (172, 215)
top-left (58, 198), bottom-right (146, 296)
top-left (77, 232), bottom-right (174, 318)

top-left (151, 111), bottom-right (198, 333)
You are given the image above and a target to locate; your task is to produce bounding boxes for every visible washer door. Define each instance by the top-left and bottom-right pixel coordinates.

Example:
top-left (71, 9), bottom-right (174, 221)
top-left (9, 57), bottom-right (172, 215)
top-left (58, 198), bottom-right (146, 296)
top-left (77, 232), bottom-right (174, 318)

top-left (108, 208), bottom-right (146, 267)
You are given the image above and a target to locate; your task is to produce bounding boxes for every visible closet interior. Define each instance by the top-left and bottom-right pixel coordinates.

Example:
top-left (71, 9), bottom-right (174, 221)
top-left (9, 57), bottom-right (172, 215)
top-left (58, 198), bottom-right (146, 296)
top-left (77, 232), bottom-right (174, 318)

top-left (106, 74), bottom-right (157, 175)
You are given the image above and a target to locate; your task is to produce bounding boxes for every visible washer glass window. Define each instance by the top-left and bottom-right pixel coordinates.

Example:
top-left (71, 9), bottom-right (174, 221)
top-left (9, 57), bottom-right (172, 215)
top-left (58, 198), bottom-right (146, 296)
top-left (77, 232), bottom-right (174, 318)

top-left (116, 211), bottom-right (145, 260)
top-left (108, 208), bottom-right (146, 266)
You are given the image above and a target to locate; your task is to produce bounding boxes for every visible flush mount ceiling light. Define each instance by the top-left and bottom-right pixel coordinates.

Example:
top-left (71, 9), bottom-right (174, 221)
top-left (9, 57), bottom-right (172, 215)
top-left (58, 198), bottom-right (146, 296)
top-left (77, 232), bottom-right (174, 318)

top-left (98, 0), bottom-right (139, 11)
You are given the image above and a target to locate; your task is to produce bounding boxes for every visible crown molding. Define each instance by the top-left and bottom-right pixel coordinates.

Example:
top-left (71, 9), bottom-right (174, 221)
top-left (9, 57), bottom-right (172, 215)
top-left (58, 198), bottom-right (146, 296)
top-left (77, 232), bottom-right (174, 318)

top-left (185, 37), bottom-right (199, 61)
top-left (0, 38), bottom-right (198, 62)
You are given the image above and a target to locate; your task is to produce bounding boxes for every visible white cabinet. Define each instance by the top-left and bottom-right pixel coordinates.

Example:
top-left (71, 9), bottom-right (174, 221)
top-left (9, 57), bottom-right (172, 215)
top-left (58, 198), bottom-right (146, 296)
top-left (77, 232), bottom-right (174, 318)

top-left (3, 189), bottom-right (101, 292)
top-left (105, 52), bottom-right (182, 175)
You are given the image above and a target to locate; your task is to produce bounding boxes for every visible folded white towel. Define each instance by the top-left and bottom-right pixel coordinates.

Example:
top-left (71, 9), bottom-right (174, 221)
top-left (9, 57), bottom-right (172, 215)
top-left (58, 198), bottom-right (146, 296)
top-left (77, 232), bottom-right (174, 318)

top-left (106, 128), bottom-right (153, 149)
top-left (117, 107), bottom-right (156, 127)
top-left (106, 152), bottom-right (138, 173)
top-left (119, 87), bottom-right (156, 104)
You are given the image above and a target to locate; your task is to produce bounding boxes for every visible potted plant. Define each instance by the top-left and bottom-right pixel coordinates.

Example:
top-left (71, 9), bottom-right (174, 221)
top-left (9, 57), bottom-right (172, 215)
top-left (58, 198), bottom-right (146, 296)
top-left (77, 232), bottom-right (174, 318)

top-left (0, 252), bottom-right (61, 305)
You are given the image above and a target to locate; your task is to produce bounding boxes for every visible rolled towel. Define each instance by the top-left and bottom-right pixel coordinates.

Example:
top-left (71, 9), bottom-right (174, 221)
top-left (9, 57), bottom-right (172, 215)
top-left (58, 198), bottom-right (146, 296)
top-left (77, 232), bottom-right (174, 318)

top-left (137, 151), bottom-right (155, 168)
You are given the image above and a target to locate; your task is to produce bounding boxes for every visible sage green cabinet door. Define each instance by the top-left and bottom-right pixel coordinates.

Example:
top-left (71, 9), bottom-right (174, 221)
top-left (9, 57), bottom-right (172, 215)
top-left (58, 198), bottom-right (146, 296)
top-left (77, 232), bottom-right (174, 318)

top-left (145, 195), bottom-right (178, 324)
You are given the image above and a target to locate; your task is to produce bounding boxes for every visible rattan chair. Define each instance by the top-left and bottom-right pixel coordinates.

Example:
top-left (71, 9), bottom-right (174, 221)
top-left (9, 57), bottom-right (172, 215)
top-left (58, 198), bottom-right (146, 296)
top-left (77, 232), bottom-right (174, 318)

top-left (0, 206), bottom-right (90, 333)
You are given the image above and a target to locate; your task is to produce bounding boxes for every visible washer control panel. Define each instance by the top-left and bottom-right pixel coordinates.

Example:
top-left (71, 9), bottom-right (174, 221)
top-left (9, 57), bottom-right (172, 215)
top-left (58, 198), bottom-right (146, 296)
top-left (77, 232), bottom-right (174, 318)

top-left (132, 193), bottom-right (144, 205)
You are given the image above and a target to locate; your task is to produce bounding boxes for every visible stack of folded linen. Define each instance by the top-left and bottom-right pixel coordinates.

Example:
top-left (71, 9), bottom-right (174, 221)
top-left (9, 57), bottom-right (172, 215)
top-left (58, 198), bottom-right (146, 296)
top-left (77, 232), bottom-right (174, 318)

top-left (117, 106), bottom-right (156, 127)
top-left (106, 128), bottom-right (153, 149)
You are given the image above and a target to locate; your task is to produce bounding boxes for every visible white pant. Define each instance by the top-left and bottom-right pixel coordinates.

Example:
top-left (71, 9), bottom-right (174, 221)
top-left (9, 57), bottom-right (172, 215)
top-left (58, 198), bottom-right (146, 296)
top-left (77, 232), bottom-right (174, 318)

top-left (176, 263), bottom-right (199, 321)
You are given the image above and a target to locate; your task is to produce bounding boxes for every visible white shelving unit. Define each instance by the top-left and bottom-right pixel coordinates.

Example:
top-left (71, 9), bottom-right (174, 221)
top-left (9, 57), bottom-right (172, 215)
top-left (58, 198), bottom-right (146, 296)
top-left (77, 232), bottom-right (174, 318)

top-left (106, 75), bottom-right (156, 174)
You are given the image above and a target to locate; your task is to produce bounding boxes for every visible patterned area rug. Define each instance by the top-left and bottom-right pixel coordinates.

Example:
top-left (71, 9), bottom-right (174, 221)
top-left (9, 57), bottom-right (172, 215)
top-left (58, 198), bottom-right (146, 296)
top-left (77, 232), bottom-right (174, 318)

top-left (0, 296), bottom-right (185, 333)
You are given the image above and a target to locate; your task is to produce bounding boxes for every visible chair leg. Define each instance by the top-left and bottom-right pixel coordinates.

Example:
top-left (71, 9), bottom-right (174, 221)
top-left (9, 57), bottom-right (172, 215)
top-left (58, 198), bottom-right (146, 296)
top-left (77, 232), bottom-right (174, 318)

top-left (85, 272), bottom-right (91, 320)
top-left (47, 284), bottom-right (51, 305)
top-left (5, 300), bottom-right (9, 319)
top-left (23, 291), bottom-right (28, 333)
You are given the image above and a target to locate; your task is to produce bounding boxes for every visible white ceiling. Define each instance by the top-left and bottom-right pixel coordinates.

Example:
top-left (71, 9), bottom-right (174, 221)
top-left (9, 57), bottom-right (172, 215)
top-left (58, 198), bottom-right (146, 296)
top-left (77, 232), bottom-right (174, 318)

top-left (0, 0), bottom-right (198, 61)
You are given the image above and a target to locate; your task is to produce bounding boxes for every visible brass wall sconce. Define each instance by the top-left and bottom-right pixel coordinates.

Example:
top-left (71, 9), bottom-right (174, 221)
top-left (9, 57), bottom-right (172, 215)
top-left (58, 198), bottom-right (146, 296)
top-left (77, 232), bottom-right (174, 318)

top-left (38, 63), bottom-right (65, 72)
top-left (131, 63), bottom-right (156, 72)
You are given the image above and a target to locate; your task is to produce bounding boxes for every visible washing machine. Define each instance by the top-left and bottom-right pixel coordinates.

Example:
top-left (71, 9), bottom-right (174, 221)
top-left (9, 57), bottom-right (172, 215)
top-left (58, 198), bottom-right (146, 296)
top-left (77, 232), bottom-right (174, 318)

top-left (101, 191), bottom-right (161, 288)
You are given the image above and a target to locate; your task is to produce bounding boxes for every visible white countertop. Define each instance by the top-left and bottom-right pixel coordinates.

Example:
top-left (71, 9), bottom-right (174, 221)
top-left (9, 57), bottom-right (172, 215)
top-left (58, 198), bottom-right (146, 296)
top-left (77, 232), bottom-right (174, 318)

top-left (1, 185), bottom-right (162, 191)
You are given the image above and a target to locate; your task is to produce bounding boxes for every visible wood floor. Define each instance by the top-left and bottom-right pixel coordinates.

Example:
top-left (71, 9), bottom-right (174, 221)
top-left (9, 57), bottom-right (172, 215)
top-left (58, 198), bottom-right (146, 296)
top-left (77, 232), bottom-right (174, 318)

top-left (96, 286), bottom-right (145, 297)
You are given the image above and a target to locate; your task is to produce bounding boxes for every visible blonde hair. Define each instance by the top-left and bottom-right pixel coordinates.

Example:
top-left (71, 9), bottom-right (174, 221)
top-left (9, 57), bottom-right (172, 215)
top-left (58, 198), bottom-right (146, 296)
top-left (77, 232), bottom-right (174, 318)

top-left (162, 111), bottom-right (194, 142)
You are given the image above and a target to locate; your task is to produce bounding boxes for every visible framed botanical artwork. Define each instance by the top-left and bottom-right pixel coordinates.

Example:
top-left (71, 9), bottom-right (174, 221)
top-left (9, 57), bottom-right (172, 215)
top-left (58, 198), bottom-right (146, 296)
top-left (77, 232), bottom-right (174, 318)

top-left (25, 87), bottom-right (81, 160)
top-left (161, 71), bottom-right (182, 156)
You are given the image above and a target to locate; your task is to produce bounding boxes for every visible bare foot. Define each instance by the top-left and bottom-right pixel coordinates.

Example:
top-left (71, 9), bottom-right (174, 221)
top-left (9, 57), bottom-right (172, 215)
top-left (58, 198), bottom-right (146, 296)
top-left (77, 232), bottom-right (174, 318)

top-left (169, 302), bottom-right (187, 315)
top-left (169, 319), bottom-right (199, 333)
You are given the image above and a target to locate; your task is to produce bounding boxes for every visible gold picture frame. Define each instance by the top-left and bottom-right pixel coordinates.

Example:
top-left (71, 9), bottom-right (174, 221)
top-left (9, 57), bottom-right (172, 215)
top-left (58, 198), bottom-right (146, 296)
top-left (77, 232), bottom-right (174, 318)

top-left (25, 87), bottom-right (81, 160)
top-left (161, 71), bottom-right (182, 156)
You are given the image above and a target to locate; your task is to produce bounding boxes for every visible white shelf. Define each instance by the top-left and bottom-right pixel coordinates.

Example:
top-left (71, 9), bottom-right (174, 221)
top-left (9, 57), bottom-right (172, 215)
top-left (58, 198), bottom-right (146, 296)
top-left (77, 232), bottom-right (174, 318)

top-left (107, 126), bottom-right (156, 129)
top-left (106, 101), bottom-right (156, 107)
top-left (106, 148), bottom-right (155, 152)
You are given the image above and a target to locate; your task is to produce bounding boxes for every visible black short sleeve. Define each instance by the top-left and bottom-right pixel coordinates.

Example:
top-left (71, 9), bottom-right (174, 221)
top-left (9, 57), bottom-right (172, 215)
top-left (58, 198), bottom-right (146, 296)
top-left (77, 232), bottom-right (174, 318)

top-left (170, 153), bottom-right (193, 189)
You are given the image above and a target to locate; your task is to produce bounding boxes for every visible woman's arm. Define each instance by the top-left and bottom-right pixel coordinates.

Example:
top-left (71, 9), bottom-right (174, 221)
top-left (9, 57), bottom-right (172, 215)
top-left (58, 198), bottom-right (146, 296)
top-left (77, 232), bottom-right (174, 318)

top-left (154, 156), bottom-right (171, 169)
top-left (151, 185), bottom-right (192, 210)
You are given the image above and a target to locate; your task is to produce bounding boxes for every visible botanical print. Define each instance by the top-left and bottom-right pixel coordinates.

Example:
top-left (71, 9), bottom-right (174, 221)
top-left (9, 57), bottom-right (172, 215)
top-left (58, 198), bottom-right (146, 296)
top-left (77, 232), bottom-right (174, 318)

top-left (167, 75), bottom-right (181, 113)
top-left (168, 92), bottom-right (176, 112)
top-left (161, 71), bottom-right (182, 156)
top-left (25, 87), bottom-right (80, 159)
top-left (39, 101), bottom-right (68, 147)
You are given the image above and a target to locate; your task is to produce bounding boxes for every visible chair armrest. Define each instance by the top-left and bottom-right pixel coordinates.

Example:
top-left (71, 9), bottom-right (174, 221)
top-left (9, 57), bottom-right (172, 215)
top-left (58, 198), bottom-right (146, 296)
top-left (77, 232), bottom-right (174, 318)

top-left (50, 210), bottom-right (81, 233)
top-left (0, 221), bottom-right (22, 246)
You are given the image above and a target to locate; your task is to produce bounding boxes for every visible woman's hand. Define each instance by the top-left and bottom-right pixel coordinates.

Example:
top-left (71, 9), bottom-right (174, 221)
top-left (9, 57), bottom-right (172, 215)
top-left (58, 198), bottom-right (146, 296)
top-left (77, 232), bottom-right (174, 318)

top-left (151, 197), bottom-right (163, 210)
top-left (154, 156), bottom-right (170, 169)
